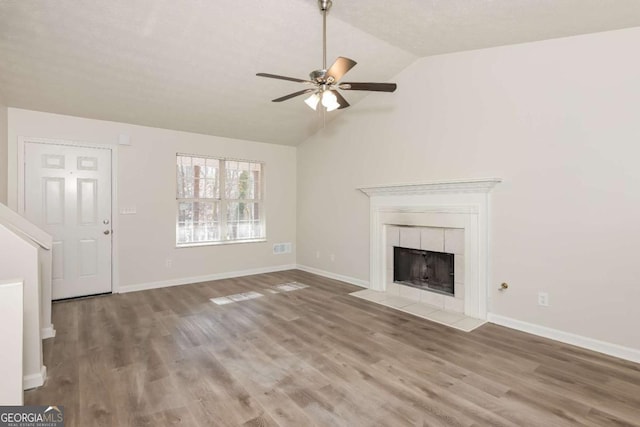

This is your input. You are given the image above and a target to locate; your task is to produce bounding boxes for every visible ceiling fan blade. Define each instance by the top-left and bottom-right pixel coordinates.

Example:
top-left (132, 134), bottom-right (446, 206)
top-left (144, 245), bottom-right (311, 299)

top-left (272, 88), bottom-right (316, 102)
top-left (256, 73), bottom-right (312, 84)
top-left (332, 90), bottom-right (350, 109)
top-left (340, 82), bottom-right (397, 92)
top-left (325, 57), bottom-right (357, 83)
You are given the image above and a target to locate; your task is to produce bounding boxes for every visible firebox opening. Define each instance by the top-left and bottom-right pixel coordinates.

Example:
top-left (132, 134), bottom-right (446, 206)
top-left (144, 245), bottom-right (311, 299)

top-left (393, 246), bottom-right (454, 296)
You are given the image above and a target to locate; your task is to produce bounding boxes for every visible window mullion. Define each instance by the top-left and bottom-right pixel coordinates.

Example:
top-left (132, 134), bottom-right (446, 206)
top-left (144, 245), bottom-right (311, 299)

top-left (176, 197), bottom-right (217, 202)
top-left (219, 160), bottom-right (227, 240)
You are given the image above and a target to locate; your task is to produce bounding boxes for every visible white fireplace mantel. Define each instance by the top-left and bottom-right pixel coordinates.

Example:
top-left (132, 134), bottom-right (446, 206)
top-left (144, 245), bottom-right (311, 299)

top-left (359, 178), bottom-right (501, 320)
top-left (358, 178), bottom-right (502, 197)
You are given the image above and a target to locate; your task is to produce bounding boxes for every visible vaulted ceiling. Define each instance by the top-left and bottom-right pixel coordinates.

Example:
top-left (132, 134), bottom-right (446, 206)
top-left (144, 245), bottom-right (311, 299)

top-left (1, 0), bottom-right (639, 145)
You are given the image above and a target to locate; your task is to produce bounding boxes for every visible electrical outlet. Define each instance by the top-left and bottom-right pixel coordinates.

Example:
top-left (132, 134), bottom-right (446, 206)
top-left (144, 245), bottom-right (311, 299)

top-left (330, 253), bottom-right (335, 262)
top-left (165, 259), bottom-right (172, 268)
top-left (538, 292), bottom-right (549, 307)
top-left (316, 251), bottom-right (320, 259)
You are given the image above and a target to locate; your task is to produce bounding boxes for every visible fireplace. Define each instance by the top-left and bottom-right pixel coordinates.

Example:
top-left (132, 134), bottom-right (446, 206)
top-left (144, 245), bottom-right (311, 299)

top-left (359, 178), bottom-right (501, 319)
top-left (393, 246), bottom-right (454, 296)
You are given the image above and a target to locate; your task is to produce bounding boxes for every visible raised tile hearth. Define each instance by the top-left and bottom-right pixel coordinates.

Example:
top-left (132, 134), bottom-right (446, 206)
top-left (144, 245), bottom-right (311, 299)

top-left (350, 289), bottom-right (486, 332)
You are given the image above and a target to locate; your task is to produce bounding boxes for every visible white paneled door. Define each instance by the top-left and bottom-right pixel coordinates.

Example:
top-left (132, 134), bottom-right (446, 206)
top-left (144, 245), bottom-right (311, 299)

top-left (24, 142), bottom-right (112, 299)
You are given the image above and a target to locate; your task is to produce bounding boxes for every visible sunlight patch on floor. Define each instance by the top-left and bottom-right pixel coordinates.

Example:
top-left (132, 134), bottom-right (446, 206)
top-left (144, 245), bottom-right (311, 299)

top-left (210, 282), bottom-right (309, 305)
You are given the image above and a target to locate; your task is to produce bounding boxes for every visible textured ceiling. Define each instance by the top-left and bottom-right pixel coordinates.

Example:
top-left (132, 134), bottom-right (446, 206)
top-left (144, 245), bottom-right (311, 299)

top-left (1, 0), bottom-right (639, 146)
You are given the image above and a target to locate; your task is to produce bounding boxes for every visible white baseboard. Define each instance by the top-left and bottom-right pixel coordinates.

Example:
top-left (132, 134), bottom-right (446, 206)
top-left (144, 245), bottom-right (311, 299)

top-left (41, 325), bottom-right (56, 339)
top-left (118, 264), bottom-right (298, 294)
top-left (488, 313), bottom-right (640, 364)
top-left (24, 365), bottom-right (46, 390)
top-left (295, 264), bottom-right (369, 288)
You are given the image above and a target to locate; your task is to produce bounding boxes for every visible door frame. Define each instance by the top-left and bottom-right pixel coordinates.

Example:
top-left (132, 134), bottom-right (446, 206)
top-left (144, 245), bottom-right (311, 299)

top-left (17, 136), bottom-right (120, 294)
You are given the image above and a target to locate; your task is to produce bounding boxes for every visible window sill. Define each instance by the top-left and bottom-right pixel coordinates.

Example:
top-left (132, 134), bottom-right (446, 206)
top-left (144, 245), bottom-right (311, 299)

top-left (176, 238), bottom-right (267, 249)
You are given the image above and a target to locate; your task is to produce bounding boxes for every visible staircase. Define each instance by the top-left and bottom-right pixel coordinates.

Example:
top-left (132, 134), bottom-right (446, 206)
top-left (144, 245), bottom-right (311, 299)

top-left (0, 202), bottom-right (54, 395)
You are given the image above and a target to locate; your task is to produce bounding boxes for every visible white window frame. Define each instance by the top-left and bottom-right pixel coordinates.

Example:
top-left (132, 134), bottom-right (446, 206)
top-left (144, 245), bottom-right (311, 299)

top-left (176, 153), bottom-right (266, 247)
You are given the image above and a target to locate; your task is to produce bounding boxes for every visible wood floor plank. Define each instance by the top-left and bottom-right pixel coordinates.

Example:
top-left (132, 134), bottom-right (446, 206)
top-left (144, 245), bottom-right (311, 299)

top-left (25, 270), bottom-right (640, 427)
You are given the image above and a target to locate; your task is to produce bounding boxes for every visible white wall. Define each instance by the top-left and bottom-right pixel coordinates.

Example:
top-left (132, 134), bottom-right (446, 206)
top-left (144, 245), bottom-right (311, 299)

top-left (0, 280), bottom-right (24, 404)
top-left (0, 95), bottom-right (8, 205)
top-left (0, 224), bottom-right (43, 389)
top-left (297, 27), bottom-right (640, 351)
top-left (8, 109), bottom-right (296, 290)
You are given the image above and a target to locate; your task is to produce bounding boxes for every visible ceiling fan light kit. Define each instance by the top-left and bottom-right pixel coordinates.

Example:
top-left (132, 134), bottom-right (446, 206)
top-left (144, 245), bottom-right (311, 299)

top-left (305, 93), bottom-right (321, 110)
top-left (257, 0), bottom-right (397, 112)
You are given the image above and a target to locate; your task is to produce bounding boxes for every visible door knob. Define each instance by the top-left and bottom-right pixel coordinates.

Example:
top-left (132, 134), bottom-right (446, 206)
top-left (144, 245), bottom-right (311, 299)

top-left (103, 230), bottom-right (111, 235)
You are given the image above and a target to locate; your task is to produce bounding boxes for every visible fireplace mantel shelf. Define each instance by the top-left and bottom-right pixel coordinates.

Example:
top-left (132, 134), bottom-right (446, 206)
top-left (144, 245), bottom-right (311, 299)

top-left (358, 178), bottom-right (502, 197)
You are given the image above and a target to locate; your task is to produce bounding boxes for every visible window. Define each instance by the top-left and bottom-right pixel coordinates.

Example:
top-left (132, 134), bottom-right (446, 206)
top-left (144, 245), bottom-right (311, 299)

top-left (176, 154), bottom-right (264, 246)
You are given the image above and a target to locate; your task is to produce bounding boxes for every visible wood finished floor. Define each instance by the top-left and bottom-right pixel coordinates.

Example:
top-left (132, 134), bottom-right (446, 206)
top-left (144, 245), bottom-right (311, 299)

top-left (26, 270), bottom-right (640, 427)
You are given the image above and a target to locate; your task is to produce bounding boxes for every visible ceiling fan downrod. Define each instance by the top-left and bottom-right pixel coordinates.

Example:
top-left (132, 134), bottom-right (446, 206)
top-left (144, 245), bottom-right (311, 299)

top-left (319, 0), bottom-right (332, 70)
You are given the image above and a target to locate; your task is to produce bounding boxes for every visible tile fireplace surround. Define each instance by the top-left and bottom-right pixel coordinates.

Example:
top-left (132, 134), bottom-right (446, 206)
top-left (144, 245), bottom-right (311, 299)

top-left (358, 178), bottom-right (501, 320)
top-left (387, 226), bottom-right (465, 313)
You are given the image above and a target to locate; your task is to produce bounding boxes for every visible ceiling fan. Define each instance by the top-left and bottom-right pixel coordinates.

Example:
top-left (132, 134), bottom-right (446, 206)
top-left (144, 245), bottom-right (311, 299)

top-left (256, 0), bottom-right (397, 112)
